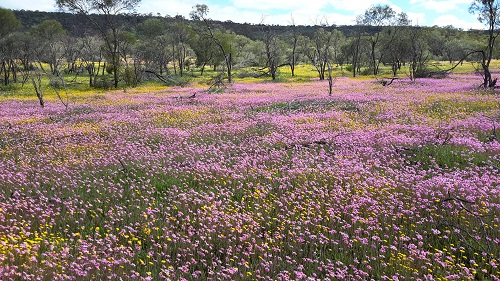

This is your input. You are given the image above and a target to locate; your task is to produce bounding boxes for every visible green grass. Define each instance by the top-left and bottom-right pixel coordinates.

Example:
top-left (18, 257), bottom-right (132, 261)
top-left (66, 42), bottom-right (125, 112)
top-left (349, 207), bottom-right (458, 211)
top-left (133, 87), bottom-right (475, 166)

top-left (402, 144), bottom-right (499, 170)
top-left (252, 100), bottom-right (360, 113)
top-left (0, 62), bottom-right (402, 99)
top-left (418, 98), bottom-right (499, 120)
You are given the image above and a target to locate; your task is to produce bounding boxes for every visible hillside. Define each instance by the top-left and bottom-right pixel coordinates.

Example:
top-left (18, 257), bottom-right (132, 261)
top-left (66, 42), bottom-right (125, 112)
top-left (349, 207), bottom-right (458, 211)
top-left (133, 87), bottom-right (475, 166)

top-left (12, 9), bottom-right (382, 39)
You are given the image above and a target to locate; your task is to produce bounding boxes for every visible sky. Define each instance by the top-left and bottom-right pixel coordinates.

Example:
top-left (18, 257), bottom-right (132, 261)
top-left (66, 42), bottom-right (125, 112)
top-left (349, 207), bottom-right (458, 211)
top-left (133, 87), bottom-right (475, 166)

top-left (0, 0), bottom-right (486, 30)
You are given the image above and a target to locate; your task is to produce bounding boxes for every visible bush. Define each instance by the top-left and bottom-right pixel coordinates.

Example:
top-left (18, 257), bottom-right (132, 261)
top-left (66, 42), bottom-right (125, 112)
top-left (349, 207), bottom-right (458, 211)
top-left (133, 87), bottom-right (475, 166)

top-left (49, 78), bottom-right (64, 89)
top-left (237, 69), bottom-right (260, 79)
top-left (360, 67), bottom-right (373, 76)
top-left (122, 67), bottom-right (139, 87)
top-left (106, 63), bottom-right (115, 75)
top-left (166, 76), bottom-right (191, 87)
top-left (93, 76), bottom-right (112, 89)
top-left (414, 67), bottom-right (432, 78)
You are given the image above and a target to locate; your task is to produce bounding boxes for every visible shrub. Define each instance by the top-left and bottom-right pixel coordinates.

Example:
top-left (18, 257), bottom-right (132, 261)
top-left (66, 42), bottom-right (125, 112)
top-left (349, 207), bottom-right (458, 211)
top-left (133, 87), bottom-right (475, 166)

top-left (122, 67), bottom-right (139, 87)
top-left (92, 76), bottom-right (112, 89)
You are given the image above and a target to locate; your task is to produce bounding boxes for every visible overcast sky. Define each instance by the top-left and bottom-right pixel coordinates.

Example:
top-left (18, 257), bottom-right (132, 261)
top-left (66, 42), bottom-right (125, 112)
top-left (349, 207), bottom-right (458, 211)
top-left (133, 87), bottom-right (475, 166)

top-left (0, 0), bottom-right (485, 30)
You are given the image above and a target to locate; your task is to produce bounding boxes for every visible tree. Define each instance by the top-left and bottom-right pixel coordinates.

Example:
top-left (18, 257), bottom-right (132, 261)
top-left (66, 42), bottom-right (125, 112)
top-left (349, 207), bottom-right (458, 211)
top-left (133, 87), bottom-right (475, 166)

top-left (259, 23), bottom-right (286, 80)
top-left (303, 28), bottom-right (334, 80)
top-left (469, 0), bottom-right (500, 88)
top-left (136, 18), bottom-right (166, 38)
top-left (31, 19), bottom-right (66, 75)
top-left (168, 22), bottom-right (195, 77)
top-left (356, 5), bottom-right (409, 76)
top-left (408, 27), bottom-right (430, 80)
top-left (190, 4), bottom-right (233, 83)
top-left (0, 8), bottom-right (20, 38)
top-left (80, 35), bottom-right (105, 87)
top-left (348, 29), bottom-right (364, 77)
top-left (330, 30), bottom-right (347, 69)
top-left (136, 19), bottom-right (171, 75)
top-left (285, 16), bottom-right (302, 77)
top-left (56, 0), bottom-right (142, 88)
top-left (0, 8), bottom-right (21, 85)
top-left (191, 31), bottom-right (217, 75)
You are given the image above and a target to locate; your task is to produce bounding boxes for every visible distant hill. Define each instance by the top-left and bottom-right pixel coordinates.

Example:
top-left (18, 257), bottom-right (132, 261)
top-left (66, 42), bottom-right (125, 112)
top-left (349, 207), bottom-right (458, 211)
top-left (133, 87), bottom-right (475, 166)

top-left (12, 9), bottom-right (383, 39)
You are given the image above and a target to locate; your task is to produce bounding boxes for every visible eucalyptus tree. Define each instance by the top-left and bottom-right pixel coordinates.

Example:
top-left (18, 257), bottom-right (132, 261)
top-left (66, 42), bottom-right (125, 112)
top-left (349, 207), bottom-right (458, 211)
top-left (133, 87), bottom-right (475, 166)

top-left (408, 27), bottom-right (430, 80)
top-left (284, 17), bottom-right (303, 77)
top-left (80, 35), bottom-right (105, 87)
top-left (190, 4), bottom-right (234, 83)
top-left (62, 34), bottom-right (83, 74)
top-left (330, 29), bottom-right (347, 70)
top-left (167, 22), bottom-right (195, 77)
top-left (136, 18), bottom-right (171, 75)
top-left (31, 19), bottom-right (66, 75)
top-left (443, 37), bottom-right (474, 63)
top-left (469, 0), bottom-right (500, 88)
top-left (190, 32), bottom-right (217, 75)
top-left (238, 39), bottom-right (266, 68)
top-left (302, 28), bottom-right (334, 80)
top-left (356, 4), bottom-right (409, 76)
top-left (381, 26), bottom-right (411, 76)
top-left (0, 8), bottom-right (20, 41)
top-left (0, 8), bottom-right (21, 85)
top-left (258, 23), bottom-right (286, 80)
top-left (348, 30), bottom-right (364, 77)
top-left (55, 0), bottom-right (142, 88)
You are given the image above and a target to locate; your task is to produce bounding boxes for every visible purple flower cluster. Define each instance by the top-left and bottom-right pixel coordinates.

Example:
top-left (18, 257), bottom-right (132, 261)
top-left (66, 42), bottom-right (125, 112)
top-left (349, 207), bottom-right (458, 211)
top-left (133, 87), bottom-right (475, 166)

top-left (0, 74), bottom-right (499, 280)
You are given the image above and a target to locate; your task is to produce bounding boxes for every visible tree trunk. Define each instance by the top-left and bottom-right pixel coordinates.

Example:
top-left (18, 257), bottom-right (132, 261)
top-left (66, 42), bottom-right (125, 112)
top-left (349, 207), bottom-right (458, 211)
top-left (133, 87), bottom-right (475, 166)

top-left (2, 61), bottom-right (8, 85)
top-left (172, 44), bottom-right (177, 75)
top-left (201, 62), bottom-right (206, 76)
top-left (371, 41), bottom-right (377, 76)
top-left (226, 51), bottom-right (232, 83)
top-left (291, 38), bottom-right (297, 77)
top-left (327, 63), bottom-right (333, 95)
top-left (31, 73), bottom-right (44, 108)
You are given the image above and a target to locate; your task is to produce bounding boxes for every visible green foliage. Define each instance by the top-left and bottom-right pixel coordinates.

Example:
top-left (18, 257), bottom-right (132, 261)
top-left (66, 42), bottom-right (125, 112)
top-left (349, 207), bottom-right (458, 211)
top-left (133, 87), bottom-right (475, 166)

top-left (122, 66), bottom-right (139, 87)
top-left (105, 63), bottom-right (115, 75)
top-left (92, 75), bottom-right (113, 89)
top-left (48, 78), bottom-right (64, 89)
top-left (136, 18), bottom-right (166, 38)
top-left (31, 19), bottom-right (66, 40)
top-left (0, 8), bottom-right (21, 37)
top-left (252, 100), bottom-right (359, 113)
top-left (165, 75), bottom-right (191, 87)
top-left (402, 144), bottom-right (498, 170)
top-left (236, 69), bottom-right (260, 78)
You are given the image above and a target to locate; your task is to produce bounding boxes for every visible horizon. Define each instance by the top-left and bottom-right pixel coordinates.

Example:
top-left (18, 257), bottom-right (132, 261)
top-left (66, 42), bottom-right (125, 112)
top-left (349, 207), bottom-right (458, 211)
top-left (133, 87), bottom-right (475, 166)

top-left (0, 0), bottom-right (487, 30)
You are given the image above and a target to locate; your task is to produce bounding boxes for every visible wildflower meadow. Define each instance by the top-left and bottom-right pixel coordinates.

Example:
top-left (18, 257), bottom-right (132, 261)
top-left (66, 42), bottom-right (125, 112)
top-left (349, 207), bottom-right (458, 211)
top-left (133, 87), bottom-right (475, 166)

top-left (0, 74), bottom-right (499, 280)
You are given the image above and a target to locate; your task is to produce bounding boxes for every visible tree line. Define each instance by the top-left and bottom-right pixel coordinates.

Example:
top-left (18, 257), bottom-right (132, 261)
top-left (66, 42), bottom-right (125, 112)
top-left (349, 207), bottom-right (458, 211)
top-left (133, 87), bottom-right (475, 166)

top-left (0, 0), bottom-right (499, 91)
